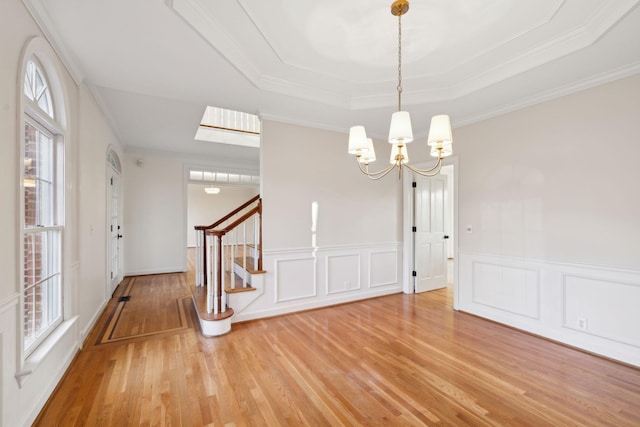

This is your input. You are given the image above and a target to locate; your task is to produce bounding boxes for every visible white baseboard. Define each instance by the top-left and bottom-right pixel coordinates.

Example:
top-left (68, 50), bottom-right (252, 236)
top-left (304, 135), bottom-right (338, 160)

top-left (124, 267), bottom-right (185, 276)
top-left (81, 299), bottom-right (108, 345)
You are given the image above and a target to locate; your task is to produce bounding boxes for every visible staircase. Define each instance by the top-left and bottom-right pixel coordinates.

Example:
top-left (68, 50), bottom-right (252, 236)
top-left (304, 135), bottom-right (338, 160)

top-left (192, 195), bottom-right (265, 336)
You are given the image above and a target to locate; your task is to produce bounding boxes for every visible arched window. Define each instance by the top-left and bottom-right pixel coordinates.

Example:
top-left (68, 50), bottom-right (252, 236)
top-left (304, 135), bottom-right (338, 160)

top-left (20, 50), bottom-right (65, 356)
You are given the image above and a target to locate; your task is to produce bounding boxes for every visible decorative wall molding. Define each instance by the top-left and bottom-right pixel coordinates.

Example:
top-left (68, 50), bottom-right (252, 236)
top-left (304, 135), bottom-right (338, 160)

top-left (264, 241), bottom-right (400, 256)
top-left (459, 250), bottom-right (640, 275)
top-left (0, 292), bottom-right (19, 314)
top-left (458, 251), bottom-right (640, 367)
top-left (369, 250), bottom-right (398, 288)
top-left (232, 243), bottom-right (402, 323)
top-left (326, 253), bottom-right (361, 295)
top-left (471, 261), bottom-right (540, 319)
top-left (274, 257), bottom-right (317, 303)
top-left (562, 273), bottom-right (640, 348)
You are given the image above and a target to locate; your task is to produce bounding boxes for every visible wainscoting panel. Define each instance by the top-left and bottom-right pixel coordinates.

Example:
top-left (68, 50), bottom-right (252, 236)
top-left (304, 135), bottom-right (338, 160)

top-left (275, 257), bottom-right (316, 303)
top-left (563, 274), bottom-right (640, 347)
top-left (459, 251), bottom-right (640, 367)
top-left (472, 261), bottom-right (540, 319)
top-left (0, 294), bottom-right (18, 427)
top-left (232, 243), bottom-right (402, 323)
top-left (326, 254), bottom-right (361, 295)
top-left (369, 250), bottom-right (398, 288)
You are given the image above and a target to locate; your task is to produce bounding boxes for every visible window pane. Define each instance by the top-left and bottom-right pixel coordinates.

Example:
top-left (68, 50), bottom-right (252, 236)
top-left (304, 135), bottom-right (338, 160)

top-left (23, 229), bottom-right (61, 352)
top-left (23, 60), bottom-right (53, 118)
top-left (24, 230), bottom-right (60, 287)
top-left (23, 274), bottom-right (61, 350)
top-left (24, 121), bottom-right (54, 227)
top-left (22, 56), bottom-right (63, 355)
top-left (24, 61), bottom-right (35, 101)
top-left (37, 90), bottom-right (52, 117)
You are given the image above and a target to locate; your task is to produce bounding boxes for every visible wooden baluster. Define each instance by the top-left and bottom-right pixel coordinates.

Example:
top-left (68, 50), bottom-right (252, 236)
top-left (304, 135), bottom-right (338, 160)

top-left (258, 199), bottom-right (263, 271)
top-left (195, 230), bottom-right (201, 286)
top-left (253, 214), bottom-right (258, 271)
top-left (242, 220), bottom-right (247, 287)
top-left (216, 234), bottom-right (223, 314)
top-left (203, 230), bottom-right (208, 286)
top-left (206, 233), bottom-right (213, 313)
top-left (232, 228), bottom-right (237, 290)
top-left (220, 233), bottom-right (226, 313)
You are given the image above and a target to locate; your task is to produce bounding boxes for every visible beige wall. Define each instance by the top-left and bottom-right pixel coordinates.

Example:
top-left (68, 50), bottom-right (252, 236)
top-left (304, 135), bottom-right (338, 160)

top-left (454, 74), bottom-right (640, 366)
top-left (261, 120), bottom-right (402, 250)
top-left (456, 74), bottom-right (640, 269)
top-left (187, 184), bottom-right (259, 247)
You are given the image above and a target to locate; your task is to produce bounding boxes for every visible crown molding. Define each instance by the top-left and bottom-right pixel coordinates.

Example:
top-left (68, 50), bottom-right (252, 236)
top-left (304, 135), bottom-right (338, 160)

top-left (456, 60), bottom-right (640, 127)
top-left (22, 0), bottom-right (84, 86)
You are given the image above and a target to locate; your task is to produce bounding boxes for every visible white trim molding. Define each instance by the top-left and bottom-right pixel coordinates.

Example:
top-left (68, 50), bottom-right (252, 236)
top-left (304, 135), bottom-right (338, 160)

top-left (0, 293), bottom-right (19, 314)
top-left (458, 251), bottom-right (640, 367)
top-left (232, 243), bottom-right (403, 323)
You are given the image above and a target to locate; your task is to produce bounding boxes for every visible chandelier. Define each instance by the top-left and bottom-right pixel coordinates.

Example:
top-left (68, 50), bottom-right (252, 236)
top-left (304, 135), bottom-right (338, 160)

top-left (348, 0), bottom-right (453, 180)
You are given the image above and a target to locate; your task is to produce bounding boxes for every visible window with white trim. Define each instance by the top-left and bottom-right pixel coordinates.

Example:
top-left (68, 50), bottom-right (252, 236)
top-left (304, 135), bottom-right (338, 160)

top-left (21, 57), bottom-right (64, 355)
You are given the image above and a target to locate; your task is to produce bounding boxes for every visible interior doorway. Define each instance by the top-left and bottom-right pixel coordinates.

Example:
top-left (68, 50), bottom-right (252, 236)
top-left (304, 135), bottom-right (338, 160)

top-left (107, 149), bottom-right (123, 296)
top-left (402, 161), bottom-right (457, 308)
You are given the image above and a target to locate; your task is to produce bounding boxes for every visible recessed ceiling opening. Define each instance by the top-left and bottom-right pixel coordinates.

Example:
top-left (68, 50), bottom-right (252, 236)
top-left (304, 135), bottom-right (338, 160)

top-left (189, 169), bottom-right (260, 186)
top-left (195, 106), bottom-right (260, 148)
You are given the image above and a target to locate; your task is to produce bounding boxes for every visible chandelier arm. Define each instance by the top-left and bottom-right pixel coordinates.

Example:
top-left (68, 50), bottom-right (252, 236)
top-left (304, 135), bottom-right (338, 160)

top-left (357, 160), bottom-right (398, 180)
top-left (403, 157), bottom-right (443, 177)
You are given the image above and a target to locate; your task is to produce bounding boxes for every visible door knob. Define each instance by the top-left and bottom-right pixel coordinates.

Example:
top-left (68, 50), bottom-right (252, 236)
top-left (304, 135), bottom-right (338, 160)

top-left (443, 235), bottom-right (450, 239)
top-left (117, 234), bottom-right (123, 239)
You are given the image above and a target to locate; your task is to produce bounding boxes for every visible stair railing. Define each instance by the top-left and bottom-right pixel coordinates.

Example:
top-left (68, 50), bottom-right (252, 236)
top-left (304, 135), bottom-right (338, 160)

top-left (195, 194), bottom-right (260, 286)
top-left (195, 196), bottom-right (262, 314)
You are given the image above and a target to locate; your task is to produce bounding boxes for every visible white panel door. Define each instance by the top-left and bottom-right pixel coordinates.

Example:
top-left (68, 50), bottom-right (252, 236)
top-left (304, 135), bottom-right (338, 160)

top-left (414, 174), bottom-right (448, 293)
top-left (109, 173), bottom-right (122, 294)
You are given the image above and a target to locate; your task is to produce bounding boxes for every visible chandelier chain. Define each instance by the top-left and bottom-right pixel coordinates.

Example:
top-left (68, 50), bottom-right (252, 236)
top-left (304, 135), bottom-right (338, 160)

top-left (397, 13), bottom-right (403, 111)
top-left (348, 0), bottom-right (453, 179)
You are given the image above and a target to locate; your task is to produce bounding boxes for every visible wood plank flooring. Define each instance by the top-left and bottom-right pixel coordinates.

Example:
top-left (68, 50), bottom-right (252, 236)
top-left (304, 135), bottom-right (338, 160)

top-left (35, 270), bottom-right (640, 426)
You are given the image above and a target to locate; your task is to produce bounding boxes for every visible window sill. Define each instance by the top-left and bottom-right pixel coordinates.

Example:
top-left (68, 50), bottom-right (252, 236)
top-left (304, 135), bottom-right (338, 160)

top-left (16, 315), bottom-right (78, 387)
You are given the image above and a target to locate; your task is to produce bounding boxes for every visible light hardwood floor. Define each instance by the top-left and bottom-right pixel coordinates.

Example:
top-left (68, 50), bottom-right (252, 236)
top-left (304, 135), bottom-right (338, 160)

top-left (35, 266), bottom-right (640, 426)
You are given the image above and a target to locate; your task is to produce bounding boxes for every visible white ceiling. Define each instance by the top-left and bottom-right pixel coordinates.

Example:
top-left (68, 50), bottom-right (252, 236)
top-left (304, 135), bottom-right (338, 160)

top-left (24, 0), bottom-right (640, 170)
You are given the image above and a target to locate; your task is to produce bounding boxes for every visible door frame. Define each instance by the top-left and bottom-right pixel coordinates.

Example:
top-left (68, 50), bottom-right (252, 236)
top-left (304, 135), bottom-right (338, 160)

top-left (402, 156), bottom-right (459, 310)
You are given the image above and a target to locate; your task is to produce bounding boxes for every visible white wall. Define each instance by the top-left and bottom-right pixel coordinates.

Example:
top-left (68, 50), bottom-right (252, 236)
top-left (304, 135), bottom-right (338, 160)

top-left (233, 121), bottom-right (403, 321)
top-left (0, 1), bottom-right (125, 425)
top-left (77, 88), bottom-right (124, 332)
top-left (455, 74), bottom-right (640, 366)
top-left (123, 150), bottom-right (259, 275)
top-left (187, 184), bottom-right (259, 247)
top-left (262, 121), bottom-right (401, 249)
top-left (124, 152), bottom-right (187, 275)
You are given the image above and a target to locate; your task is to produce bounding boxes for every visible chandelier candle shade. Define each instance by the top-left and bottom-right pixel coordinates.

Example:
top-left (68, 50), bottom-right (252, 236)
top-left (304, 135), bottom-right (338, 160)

top-left (348, 0), bottom-right (453, 179)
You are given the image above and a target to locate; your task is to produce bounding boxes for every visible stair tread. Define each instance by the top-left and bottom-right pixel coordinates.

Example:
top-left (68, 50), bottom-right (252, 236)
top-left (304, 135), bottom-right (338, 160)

top-left (191, 284), bottom-right (234, 321)
top-left (224, 271), bottom-right (257, 293)
top-left (234, 257), bottom-right (266, 274)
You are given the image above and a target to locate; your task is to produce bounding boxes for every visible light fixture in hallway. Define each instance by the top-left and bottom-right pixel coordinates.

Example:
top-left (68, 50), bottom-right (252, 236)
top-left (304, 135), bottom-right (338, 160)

top-left (204, 186), bottom-right (221, 195)
top-left (348, 0), bottom-right (453, 180)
